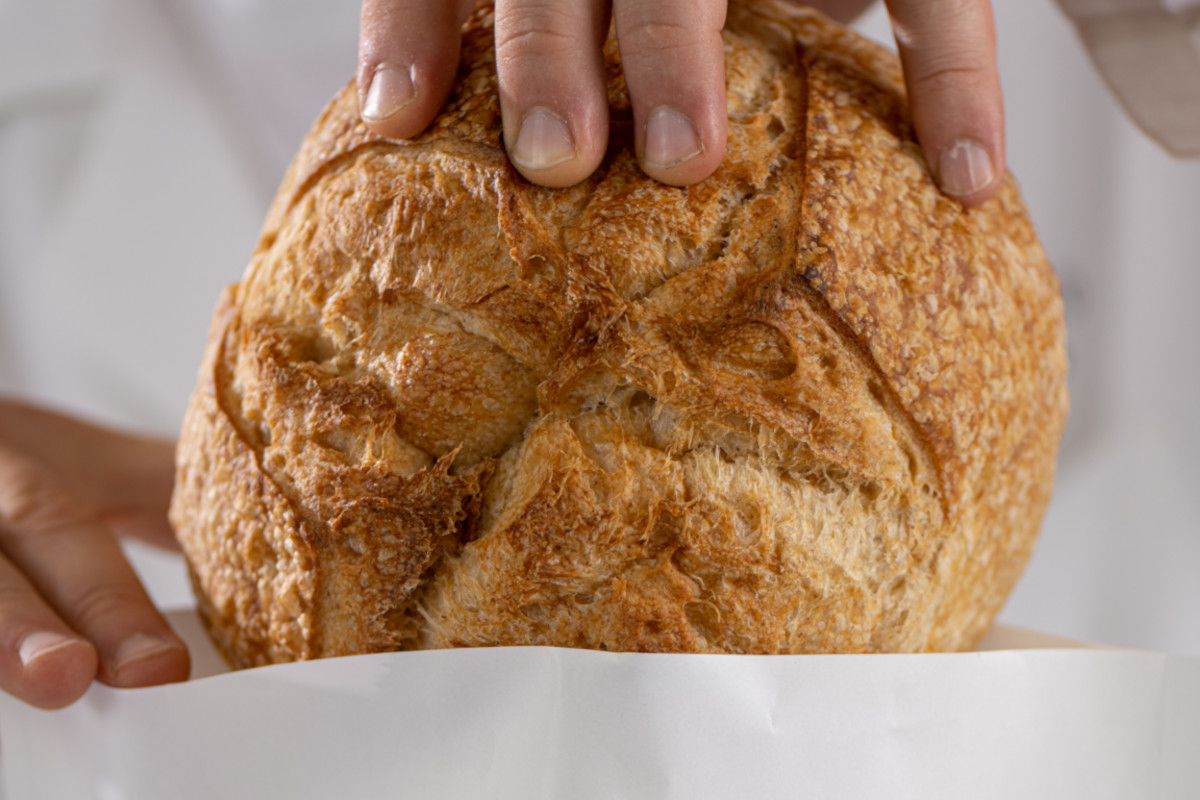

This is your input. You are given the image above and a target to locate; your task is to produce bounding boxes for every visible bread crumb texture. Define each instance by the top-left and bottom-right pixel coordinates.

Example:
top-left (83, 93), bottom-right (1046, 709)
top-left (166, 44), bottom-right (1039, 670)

top-left (169, 1), bottom-right (1067, 667)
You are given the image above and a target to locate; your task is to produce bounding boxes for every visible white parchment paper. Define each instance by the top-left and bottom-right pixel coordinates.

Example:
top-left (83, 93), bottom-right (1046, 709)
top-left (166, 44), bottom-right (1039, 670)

top-left (2, 610), bottom-right (1196, 800)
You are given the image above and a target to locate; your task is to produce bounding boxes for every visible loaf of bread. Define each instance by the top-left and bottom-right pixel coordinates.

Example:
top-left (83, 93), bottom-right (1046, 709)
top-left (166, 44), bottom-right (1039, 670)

top-left (169, 0), bottom-right (1068, 668)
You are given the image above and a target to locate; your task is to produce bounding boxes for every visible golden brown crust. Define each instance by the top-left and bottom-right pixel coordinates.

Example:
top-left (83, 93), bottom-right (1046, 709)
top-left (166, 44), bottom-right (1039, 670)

top-left (170, 0), bottom-right (1067, 665)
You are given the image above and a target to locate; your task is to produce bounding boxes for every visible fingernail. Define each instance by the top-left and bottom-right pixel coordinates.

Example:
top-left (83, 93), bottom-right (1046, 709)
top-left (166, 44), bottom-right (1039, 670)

top-left (511, 107), bottom-right (576, 170)
top-left (362, 64), bottom-right (416, 121)
top-left (111, 633), bottom-right (181, 674)
top-left (644, 106), bottom-right (703, 169)
top-left (18, 631), bottom-right (87, 668)
top-left (937, 137), bottom-right (994, 197)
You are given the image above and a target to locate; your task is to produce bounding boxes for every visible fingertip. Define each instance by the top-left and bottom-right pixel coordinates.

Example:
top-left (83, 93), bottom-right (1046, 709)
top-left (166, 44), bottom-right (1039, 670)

top-left (357, 0), bottom-right (471, 140)
top-left (933, 136), bottom-right (1004, 207)
top-left (360, 62), bottom-right (416, 124)
top-left (505, 107), bottom-right (607, 188)
top-left (612, 0), bottom-right (729, 187)
top-left (104, 632), bottom-right (190, 688)
top-left (357, 61), bottom-right (449, 141)
top-left (638, 105), bottom-right (725, 187)
top-left (15, 633), bottom-right (97, 710)
top-left (493, 0), bottom-right (611, 188)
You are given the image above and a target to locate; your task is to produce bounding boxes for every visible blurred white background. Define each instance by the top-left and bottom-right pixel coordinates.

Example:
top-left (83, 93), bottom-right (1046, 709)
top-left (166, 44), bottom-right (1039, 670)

top-left (0, 0), bottom-right (1196, 655)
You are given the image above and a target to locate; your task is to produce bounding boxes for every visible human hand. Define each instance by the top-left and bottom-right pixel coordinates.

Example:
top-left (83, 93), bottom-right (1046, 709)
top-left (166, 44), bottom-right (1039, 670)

top-left (0, 400), bottom-right (188, 709)
top-left (356, 0), bottom-right (1003, 206)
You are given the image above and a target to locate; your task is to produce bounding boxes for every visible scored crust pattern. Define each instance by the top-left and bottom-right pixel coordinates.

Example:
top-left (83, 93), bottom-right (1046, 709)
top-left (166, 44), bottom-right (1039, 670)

top-left (170, 1), bottom-right (1067, 666)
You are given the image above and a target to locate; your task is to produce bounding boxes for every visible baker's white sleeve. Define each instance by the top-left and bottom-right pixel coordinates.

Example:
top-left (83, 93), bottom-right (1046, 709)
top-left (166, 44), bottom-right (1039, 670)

top-left (1054, 0), bottom-right (1200, 157)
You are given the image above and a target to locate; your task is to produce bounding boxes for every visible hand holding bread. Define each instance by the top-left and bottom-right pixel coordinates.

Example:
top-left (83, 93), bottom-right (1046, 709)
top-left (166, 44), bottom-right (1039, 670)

top-left (0, 401), bottom-right (188, 708)
top-left (357, 0), bottom-right (1005, 203)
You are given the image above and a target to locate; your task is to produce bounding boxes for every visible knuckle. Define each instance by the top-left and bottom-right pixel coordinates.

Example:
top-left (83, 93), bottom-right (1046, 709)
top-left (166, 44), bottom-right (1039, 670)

top-left (0, 581), bottom-right (39, 615)
top-left (627, 13), bottom-right (692, 38)
top-left (65, 582), bottom-right (144, 630)
top-left (496, 2), bottom-right (582, 59)
top-left (907, 58), bottom-right (991, 92)
top-left (620, 23), bottom-right (697, 59)
top-left (616, 2), bottom-right (723, 63)
top-left (0, 460), bottom-right (94, 539)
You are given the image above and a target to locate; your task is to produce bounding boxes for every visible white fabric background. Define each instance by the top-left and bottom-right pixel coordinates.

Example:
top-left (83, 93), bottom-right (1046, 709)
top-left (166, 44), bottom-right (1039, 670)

top-left (0, 0), bottom-right (1196, 655)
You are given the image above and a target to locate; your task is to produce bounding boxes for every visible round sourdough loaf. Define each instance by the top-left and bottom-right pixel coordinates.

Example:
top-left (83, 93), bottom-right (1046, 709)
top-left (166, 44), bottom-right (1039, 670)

top-left (170, 1), bottom-right (1068, 667)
